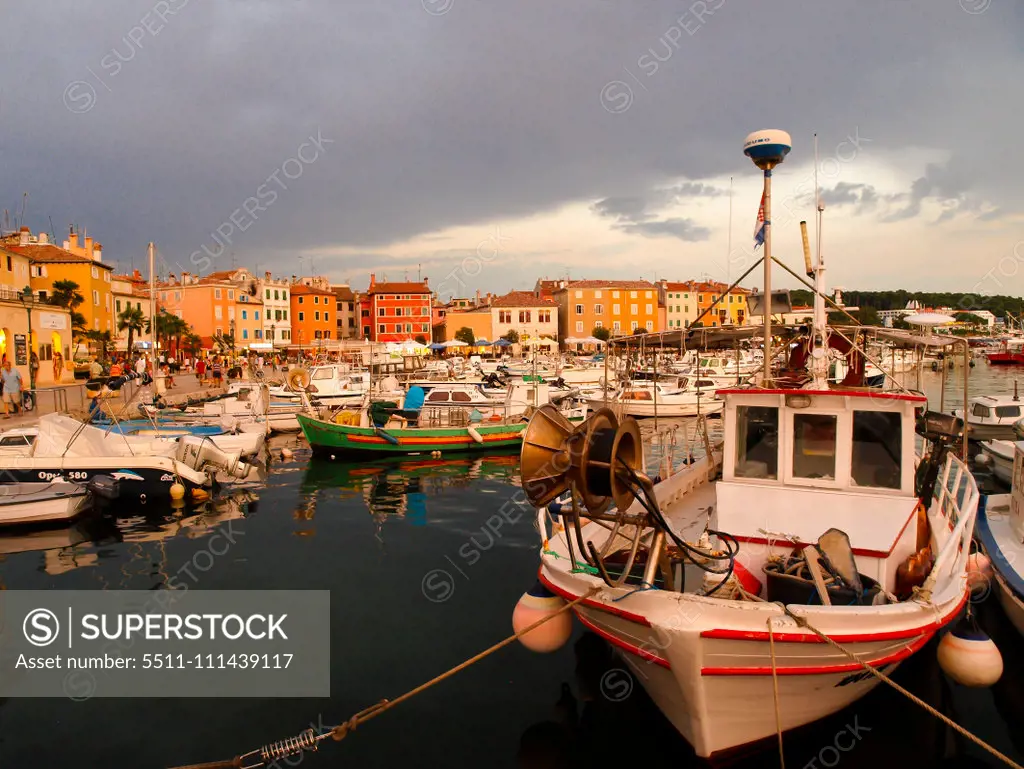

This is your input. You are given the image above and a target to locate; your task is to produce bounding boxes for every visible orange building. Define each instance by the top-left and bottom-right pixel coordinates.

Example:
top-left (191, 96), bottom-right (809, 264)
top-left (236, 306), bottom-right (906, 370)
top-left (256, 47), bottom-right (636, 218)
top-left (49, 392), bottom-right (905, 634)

top-left (290, 283), bottom-right (335, 350)
top-left (159, 272), bottom-right (249, 350)
top-left (553, 279), bottom-right (659, 340)
top-left (660, 279), bottom-right (749, 328)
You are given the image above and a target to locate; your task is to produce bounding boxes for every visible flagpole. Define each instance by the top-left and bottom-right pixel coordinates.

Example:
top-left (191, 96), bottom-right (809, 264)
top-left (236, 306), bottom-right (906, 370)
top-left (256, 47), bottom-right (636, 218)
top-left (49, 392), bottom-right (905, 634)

top-left (744, 130), bottom-right (792, 387)
top-left (727, 176), bottom-right (733, 285)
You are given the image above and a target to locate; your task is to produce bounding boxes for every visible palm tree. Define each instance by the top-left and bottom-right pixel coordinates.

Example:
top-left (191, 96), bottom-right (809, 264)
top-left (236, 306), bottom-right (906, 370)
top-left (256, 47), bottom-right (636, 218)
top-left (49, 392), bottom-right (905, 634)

top-left (152, 311), bottom-right (190, 359)
top-left (117, 305), bottom-right (147, 354)
top-left (84, 330), bottom-right (113, 363)
top-left (49, 279), bottom-right (87, 337)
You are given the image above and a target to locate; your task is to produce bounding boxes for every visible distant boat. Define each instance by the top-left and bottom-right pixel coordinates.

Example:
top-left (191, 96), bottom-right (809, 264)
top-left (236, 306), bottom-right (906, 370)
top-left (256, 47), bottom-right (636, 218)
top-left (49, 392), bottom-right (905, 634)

top-left (954, 392), bottom-right (1024, 441)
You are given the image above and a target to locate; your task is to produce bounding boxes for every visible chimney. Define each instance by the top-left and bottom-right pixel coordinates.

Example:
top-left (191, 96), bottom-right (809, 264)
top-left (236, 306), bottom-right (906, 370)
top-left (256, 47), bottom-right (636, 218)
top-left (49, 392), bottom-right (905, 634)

top-left (423, 276), bottom-right (428, 287)
top-left (19, 226), bottom-right (29, 246)
top-left (84, 236), bottom-right (94, 259)
top-left (37, 231), bottom-right (49, 245)
top-left (265, 271), bottom-right (272, 280)
top-left (369, 272), bottom-right (376, 287)
top-left (67, 227), bottom-right (78, 251)
top-left (93, 243), bottom-right (102, 261)
top-left (475, 289), bottom-right (481, 305)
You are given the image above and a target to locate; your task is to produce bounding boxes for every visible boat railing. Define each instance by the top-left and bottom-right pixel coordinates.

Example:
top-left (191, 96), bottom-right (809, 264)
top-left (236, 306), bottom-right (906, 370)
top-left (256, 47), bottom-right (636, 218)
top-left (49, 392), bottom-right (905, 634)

top-left (927, 451), bottom-right (980, 587)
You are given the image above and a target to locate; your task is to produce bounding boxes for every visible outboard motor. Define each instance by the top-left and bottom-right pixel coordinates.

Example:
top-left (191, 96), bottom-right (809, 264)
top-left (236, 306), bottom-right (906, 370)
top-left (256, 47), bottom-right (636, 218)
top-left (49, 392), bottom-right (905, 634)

top-left (176, 437), bottom-right (260, 482)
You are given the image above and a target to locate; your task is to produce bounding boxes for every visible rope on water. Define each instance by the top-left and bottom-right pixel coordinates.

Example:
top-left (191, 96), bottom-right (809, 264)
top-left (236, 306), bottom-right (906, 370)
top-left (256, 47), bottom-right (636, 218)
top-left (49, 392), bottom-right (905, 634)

top-left (767, 616), bottom-right (785, 769)
top-left (167, 585), bottom-right (602, 769)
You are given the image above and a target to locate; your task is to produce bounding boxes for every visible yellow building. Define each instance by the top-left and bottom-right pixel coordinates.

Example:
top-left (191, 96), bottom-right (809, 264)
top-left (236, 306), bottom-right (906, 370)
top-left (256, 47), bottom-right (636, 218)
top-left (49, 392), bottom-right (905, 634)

top-left (0, 244), bottom-right (74, 384)
top-left (553, 279), bottom-right (659, 340)
top-left (661, 279), bottom-right (749, 328)
top-left (6, 227), bottom-right (115, 339)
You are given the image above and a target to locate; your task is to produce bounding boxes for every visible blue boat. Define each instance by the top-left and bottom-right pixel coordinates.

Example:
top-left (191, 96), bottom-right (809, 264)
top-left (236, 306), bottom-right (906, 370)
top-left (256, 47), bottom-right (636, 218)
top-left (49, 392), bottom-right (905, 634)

top-left (976, 442), bottom-right (1024, 637)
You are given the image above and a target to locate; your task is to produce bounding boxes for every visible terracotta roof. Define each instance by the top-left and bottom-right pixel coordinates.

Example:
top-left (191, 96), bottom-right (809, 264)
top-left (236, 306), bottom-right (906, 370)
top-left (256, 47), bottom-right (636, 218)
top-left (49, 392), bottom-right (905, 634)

top-left (333, 285), bottom-right (356, 301)
top-left (204, 270), bottom-right (238, 281)
top-left (665, 280), bottom-right (750, 294)
top-left (367, 281), bottom-right (430, 295)
top-left (554, 279), bottom-right (655, 290)
top-left (7, 243), bottom-right (113, 268)
top-left (490, 290), bottom-right (558, 308)
top-left (290, 283), bottom-right (334, 295)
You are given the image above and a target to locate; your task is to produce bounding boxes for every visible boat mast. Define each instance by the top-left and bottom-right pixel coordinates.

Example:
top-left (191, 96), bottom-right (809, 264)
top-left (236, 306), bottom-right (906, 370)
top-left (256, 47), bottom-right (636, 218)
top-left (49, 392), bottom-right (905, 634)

top-left (148, 242), bottom-right (156, 355)
top-left (743, 130), bottom-right (792, 386)
top-left (810, 133), bottom-right (829, 388)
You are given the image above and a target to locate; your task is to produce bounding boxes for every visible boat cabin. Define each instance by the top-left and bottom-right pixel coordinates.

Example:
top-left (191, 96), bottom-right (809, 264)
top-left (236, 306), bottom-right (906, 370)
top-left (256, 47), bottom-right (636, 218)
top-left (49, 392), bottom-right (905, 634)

top-left (714, 388), bottom-right (924, 590)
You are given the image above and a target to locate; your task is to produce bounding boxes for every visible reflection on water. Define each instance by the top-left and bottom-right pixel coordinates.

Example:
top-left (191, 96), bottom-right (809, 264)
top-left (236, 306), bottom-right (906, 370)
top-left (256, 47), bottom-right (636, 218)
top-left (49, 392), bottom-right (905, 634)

top-left (1, 368), bottom-right (1023, 767)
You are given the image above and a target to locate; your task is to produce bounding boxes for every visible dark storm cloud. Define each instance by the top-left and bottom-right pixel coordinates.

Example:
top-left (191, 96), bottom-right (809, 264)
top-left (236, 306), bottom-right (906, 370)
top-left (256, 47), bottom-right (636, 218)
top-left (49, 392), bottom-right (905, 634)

top-left (1, 0), bottom-right (1019, 289)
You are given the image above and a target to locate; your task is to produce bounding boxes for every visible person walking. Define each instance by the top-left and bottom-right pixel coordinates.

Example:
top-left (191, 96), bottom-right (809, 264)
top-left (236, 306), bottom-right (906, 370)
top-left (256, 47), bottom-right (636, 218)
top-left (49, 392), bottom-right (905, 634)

top-left (211, 356), bottom-right (223, 390)
top-left (1, 360), bottom-right (24, 418)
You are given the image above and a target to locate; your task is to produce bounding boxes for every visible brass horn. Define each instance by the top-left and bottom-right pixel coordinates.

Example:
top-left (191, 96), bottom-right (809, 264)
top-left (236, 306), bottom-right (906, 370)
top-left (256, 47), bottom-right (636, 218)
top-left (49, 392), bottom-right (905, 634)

top-left (520, 405), bottom-right (644, 514)
top-left (286, 367), bottom-right (311, 391)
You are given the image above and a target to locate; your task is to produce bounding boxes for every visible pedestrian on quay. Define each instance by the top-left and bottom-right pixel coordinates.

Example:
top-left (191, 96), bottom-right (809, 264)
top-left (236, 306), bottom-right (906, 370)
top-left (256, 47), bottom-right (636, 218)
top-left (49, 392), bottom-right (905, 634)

top-left (89, 356), bottom-right (103, 379)
top-left (211, 356), bottom-right (223, 389)
top-left (53, 351), bottom-right (64, 383)
top-left (196, 357), bottom-right (207, 386)
top-left (1, 360), bottom-right (24, 418)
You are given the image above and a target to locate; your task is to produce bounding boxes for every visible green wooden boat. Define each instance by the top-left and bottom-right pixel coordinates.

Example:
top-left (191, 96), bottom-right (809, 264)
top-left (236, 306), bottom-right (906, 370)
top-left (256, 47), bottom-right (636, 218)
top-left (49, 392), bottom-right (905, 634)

top-left (296, 412), bottom-right (529, 458)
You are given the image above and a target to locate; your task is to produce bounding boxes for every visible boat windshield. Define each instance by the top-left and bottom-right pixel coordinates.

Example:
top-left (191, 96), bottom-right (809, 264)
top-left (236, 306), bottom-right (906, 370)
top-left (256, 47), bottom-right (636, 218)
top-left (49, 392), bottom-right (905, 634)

top-left (995, 405), bottom-right (1021, 419)
top-left (851, 411), bottom-right (902, 489)
top-left (735, 406), bottom-right (779, 479)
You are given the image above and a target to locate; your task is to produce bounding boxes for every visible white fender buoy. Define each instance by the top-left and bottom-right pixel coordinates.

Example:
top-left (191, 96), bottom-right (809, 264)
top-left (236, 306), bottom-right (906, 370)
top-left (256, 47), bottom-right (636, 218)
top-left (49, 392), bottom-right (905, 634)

top-left (967, 552), bottom-right (992, 595)
top-left (281, 447), bottom-right (295, 460)
top-left (169, 483), bottom-right (186, 501)
top-left (512, 581), bottom-right (573, 653)
top-left (937, 618), bottom-right (1003, 686)
top-left (467, 426), bottom-right (484, 444)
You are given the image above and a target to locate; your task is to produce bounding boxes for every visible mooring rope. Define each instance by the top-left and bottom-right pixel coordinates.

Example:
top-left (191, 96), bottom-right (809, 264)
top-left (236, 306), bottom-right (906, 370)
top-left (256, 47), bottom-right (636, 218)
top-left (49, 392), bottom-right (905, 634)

top-left (737, 585), bottom-right (1023, 769)
top-left (167, 586), bottom-right (602, 769)
top-left (767, 616), bottom-right (786, 769)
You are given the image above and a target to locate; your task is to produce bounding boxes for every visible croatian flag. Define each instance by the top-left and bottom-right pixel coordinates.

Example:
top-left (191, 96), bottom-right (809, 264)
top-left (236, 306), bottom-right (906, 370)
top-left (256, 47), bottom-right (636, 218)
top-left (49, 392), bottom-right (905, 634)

top-left (753, 192), bottom-right (766, 248)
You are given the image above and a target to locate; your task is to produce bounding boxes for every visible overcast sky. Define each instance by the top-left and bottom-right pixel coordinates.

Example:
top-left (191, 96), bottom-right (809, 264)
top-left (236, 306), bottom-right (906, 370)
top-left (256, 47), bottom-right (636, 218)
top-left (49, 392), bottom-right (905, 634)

top-left (2, 0), bottom-right (1021, 300)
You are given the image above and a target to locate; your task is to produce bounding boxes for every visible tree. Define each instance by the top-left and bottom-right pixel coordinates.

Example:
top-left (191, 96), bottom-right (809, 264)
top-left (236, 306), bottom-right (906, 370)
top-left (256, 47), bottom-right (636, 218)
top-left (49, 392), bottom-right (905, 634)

top-left (632, 327), bottom-right (645, 335)
top-left (454, 326), bottom-right (475, 346)
top-left (183, 332), bottom-right (203, 357)
top-left (414, 334), bottom-right (428, 345)
top-left (117, 305), bottom-right (147, 354)
top-left (955, 312), bottom-right (985, 328)
top-left (84, 330), bottom-right (113, 363)
top-left (591, 326), bottom-right (611, 342)
top-left (213, 333), bottom-right (236, 353)
top-left (855, 306), bottom-right (881, 326)
top-left (49, 279), bottom-right (86, 336)
top-left (153, 311), bottom-right (189, 357)
top-left (503, 329), bottom-right (520, 344)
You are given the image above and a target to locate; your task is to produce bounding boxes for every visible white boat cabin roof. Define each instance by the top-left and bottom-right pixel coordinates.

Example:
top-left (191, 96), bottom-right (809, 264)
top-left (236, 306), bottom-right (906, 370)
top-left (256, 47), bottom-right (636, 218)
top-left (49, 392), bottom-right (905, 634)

top-left (711, 388), bottom-right (925, 575)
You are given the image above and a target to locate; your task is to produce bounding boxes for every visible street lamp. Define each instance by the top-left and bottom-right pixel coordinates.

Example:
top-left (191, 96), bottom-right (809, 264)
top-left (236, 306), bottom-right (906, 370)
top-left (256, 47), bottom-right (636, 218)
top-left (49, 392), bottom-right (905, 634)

top-left (229, 319), bottom-right (236, 358)
top-left (270, 323), bottom-right (276, 348)
top-left (19, 286), bottom-right (36, 391)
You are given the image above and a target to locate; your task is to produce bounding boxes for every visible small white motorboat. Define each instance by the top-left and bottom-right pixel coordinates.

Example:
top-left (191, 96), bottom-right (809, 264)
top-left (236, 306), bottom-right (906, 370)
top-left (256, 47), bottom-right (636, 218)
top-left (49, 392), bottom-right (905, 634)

top-left (954, 391), bottom-right (1024, 441)
top-left (0, 482), bottom-right (92, 525)
top-left (0, 426), bottom-right (39, 457)
top-left (587, 376), bottom-right (723, 418)
top-left (980, 439), bottom-right (1015, 485)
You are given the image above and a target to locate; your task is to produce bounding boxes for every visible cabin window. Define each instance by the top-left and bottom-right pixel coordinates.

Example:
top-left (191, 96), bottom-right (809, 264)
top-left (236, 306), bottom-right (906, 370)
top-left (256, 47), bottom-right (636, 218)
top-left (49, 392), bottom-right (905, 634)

top-left (792, 414), bottom-right (837, 480)
top-left (851, 411), bottom-right (901, 489)
top-left (427, 391), bottom-right (450, 402)
top-left (311, 368), bottom-right (333, 380)
top-left (451, 391), bottom-right (473, 403)
top-left (735, 406), bottom-right (779, 479)
top-left (995, 405), bottom-right (1021, 419)
top-left (972, 403), bottom-right (991, 418)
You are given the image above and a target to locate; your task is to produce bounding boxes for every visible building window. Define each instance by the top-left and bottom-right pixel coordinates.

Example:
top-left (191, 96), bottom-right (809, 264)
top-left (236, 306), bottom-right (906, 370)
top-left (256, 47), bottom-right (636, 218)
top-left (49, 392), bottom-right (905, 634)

top-left (324, 312), bottom-right (329, 322)
top-left (395, 307), bottom-right (403, 317)
top-left (242, 329), bottom-right (249, 340)
top-left (255, 311), bottom-right (260, 321)
top-left (613, 321), bottom-right (621, 332)
top-left (593, 304), bottom-right (603, 316)
top-left (594, 290), bottom-right (602, 299)
top-left (241, 310), bottom-right (248, 320)
top-left (499, 310), bottom-right (511, 323)
top-left (539, 310), bottom-right (551, 323)
top-left (215, 289), bottom-right (222, 299)
top-left (314, 296), bottom-right (319, 304)
top-left (283, 310), bottom-right (288, 320)
top-left (216, 327), bottom-right (223, 336)
top-left (299, 312), bottom-right (304, 321)
top-left (266, 289), bottom-right (271, 299)
top-left (612, 304), bottom-right (620, 314)
top-left (379, 324), bottom-right (385, 334)
top-left (93, 290), bottom-right (99, 305)
top-left (612, 291), bottom-right (620, 298)
top-left (298, 296), bottom-right (304, 304)
top-left (630, 321), bottom-right (638, 331)
top-left (378, 307), bottom-right (385, 316)
top-left (630, 304), bottom-right (638, 314)
top-left (519, 310), bottom-right (531, 323)
top-left (255, 329), bottom-right (262, 339)
top-left (630, 291), bottom-right (637, 299)
top-left (645, 320), bottom-right (653, 331)
top-left (91, 266), bottom-right (99, 279)
top-left (575, 304), bottom-right (584, 315)
top-left (116, 300), bottom-right (122, 313)
top-left (594, 320), bottom-right (603, 328)
top-left (215, 306), bottom-right (223, 319)
top-left (405, 323), bottom-right (412, 333)
top-left (645, 291), bottom-right (653, 298)
top-left (575, 290), bottom-right (583, 298)
top-left (575, 321), bottom-right (583, 332)
top-left (228, 290), bottom-right (234, 300)
top-left (646, 304), bottom-right (653, 314)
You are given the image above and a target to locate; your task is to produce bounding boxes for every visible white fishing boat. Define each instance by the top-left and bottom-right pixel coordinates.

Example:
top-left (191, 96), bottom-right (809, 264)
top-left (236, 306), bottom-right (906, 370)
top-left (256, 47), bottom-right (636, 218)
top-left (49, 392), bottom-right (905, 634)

top-left (0, 426), bottom-right (39, 457)
top-left (0, 482), bottom-right (92, 525)
top-left (587, 376), bottom-right (723, 418)
top-left (954, 391), bottom-right (1023, 441)
top-left (513, 130), bottom-right (979, 759)
top-left (2, 414), bottom-right (262, 498)
top-left (976, 445), bottom-right (1024, 636)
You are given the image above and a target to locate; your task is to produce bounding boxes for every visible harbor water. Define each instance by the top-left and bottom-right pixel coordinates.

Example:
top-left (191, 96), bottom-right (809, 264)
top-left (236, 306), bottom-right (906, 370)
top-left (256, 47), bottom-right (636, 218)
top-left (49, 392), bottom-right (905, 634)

top-left (2, 366), bottom-right (1024, 767)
